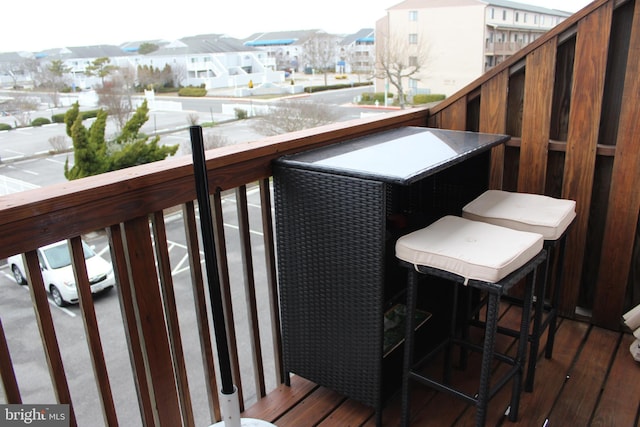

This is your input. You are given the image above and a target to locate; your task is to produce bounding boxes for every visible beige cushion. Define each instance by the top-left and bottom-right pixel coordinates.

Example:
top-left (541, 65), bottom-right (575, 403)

top-left (462, 190), bottom-right (576, 240)
top-left (395, 216), bottom-right (543, 284)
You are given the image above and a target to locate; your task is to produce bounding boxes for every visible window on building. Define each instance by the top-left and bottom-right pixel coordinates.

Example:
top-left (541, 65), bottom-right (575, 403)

top-left (490, 8), bottom-right (495, 19)
top-left (515, 12), bottom-right (519, 22)
top-left (409, 56), bottom-right (418, 67)
top-left (409, 10), bottom-right (418, 21)
top-left (409, 78), bottom-right (418, 91)
top-left (409, 33), bottom-right (418, 44)
top-left (524, 13), bottom-right (527, 23)
top-left (503, 10), bottom-right (507, 20)
top-left (534, 15), bottom-right (538, 24)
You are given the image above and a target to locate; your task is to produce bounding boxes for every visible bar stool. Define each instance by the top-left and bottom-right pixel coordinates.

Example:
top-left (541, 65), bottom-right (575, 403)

top-left (396, 216), bottom-right (545, 427)
top-left (462, 190), bottom-right (576, 391)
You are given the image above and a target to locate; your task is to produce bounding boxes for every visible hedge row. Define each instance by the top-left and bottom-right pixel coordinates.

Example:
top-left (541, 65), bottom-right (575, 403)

top-left (178, 87), bottom-right (207, 97)
top-left (412, 94), bottom-right (446, 104)
top-left (304, 81), bottom-right (373, 93)
top-left (52, 109), bottom-right (101, 123)
top-left (360, 92), bottom-right (395, 103)
top-left (359, 92), bottom-right (446, 106)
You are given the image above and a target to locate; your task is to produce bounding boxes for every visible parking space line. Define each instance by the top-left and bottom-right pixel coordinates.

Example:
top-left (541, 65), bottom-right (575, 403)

top-left (1, 271), bottom-right (76, 317)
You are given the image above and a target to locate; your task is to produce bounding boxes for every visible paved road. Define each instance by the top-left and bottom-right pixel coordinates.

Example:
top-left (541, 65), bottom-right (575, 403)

top-left (0, 86), bottom-right (390, 194)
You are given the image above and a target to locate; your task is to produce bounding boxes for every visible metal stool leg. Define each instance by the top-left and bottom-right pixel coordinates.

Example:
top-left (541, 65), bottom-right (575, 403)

top-left (525, 252), bottom-right (549, 392)
top-left (511, 265), bottom-right (535, 420)
top-left (476, 292), bottom-right (500, 427)
top-left (444, 284), bottom-right (459, 385)
top-left (546, 235), bottom-right (567, 359)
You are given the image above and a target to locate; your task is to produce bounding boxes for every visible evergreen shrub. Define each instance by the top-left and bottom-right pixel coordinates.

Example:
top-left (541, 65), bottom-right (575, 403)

top-left (31, 117), bottom-right (51, 126)
top-left (412, 94), bottom-right (446, 104)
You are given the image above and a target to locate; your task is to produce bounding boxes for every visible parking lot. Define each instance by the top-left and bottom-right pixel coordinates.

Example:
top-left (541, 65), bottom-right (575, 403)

top-left (0, 186), bottom-right (276, 426)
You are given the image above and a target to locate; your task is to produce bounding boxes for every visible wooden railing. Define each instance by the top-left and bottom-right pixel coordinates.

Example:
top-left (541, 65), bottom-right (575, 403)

top-left (426, 0), bottom-right (639, 329)
top-left (0, 110), bottom-right (429, 426)
top-left (1, 0), bottom-right (638, 425)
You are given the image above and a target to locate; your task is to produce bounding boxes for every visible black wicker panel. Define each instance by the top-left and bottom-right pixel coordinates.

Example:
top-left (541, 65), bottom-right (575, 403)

top-left (274, 165), bottom-right (386, 408)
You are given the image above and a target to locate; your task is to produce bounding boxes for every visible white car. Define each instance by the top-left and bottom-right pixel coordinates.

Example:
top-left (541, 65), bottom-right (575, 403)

top-left (8, 240), bottom-right (116, 307)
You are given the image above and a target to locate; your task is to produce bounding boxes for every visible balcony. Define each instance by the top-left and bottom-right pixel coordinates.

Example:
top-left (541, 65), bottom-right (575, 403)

top-left (484, 41), bottom-right (528, 56)
top-left (1, 0), bottom-right (639, 425)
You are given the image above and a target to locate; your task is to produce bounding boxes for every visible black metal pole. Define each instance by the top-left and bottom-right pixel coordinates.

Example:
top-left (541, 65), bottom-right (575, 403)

top-left (190, 125), bottom-right (235, 395)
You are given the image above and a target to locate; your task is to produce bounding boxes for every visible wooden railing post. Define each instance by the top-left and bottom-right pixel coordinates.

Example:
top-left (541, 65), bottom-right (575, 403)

top-left (561, 2), bottom-right (613, 317)
top-left (593, 0), bottom-right (640, 328)
top-left (122, 216), bottom-right (182, 426)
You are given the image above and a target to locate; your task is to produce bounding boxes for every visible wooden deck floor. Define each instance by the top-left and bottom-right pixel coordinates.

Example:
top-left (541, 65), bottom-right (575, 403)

top-left (243, 304), bottom-right (640, 426)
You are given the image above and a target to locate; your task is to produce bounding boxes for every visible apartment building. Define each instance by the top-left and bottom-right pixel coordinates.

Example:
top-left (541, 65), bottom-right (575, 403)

top-left (337, 29), bottom-right (375, 75)
top-left (376, 0), bottom-right (572, 96)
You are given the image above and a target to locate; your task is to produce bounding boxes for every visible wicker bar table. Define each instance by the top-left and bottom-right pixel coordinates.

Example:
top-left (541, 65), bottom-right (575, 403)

top-left (273, 127), bottom-right (509, 425)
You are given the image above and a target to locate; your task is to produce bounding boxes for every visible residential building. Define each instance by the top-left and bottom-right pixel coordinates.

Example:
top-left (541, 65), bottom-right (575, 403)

top-left (0, 51), bottom-right (37, 88)
top-left (243, 29), bottom-right (375, 77)
top-left (36, 45), bottom-right (134, 90)
top-left (1, 28), bottom-right (373, 93)
top-left (0, 35), bottom-right (283, 92)
top-left (376, 0), bottom-right (572, 96)
top-left (337, 28), bottom-right (375, 77)
top-left (243, 30), bottom-right (319, 72)
top-left (130, 34), bottom-right (282, 89)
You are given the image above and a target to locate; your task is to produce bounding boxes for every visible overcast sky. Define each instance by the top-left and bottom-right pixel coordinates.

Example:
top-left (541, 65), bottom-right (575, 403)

top-left (1, 0), bottom-right (594, 53)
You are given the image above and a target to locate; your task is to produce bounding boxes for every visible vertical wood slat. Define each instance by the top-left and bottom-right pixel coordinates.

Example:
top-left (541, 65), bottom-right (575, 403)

top-left (122, 216), bottom-right (182, 426)
top-left (439, 97), bottom-right (467, 131)
top-left (108, 224), bottom-right (156, 426)
top-left (259, 178), bottom-right (284, 384)
top-left (211, 191), bottom-right (244, 408)
top-left (519, 38), bottom-right (557, 194)
top-left (560, 3), bottom-right (613, 317)
top-left (479, 69), bottom-right (509, 190)
top-left (23, 250), bottom-right (77, 427)
top-left (69, 236), bottom-right (118, 426)
top-left (592, 0), bottom-right (640, 328)
top-left (151, 212), bottom-right (195, 427)
top-left (236, 186), bottom-right (267, 398)
top-left (182, 201), bottom-right (222, 422)
top-left (0, 318), bottom-right (21, 403)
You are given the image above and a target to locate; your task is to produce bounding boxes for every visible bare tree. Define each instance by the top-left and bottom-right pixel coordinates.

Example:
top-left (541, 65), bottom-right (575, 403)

top-left (23, 58), bottom-right (41, 87)
top-left (186, 113), bottom-right (200, 125)
top-left (181, 131), bottom-right (229, 154)
top-left (303, 33), bottom-right (338, 87)
top-left (4, 93), bottom-right (39, 126)
top-left (172, 62), bottom-right (187, 88)
top-left (95, 70), bottom-right (134, 131)
top-left (250, 100), bottom-right (340, 136)
top-left (48, 135), bottom-right (69, 153)
top-left (41, 60), bottom-right (71, 107)
top-left (374, 29), bottom-right (430, 109)
top-left (0, 59), bottom-right (27, 88)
